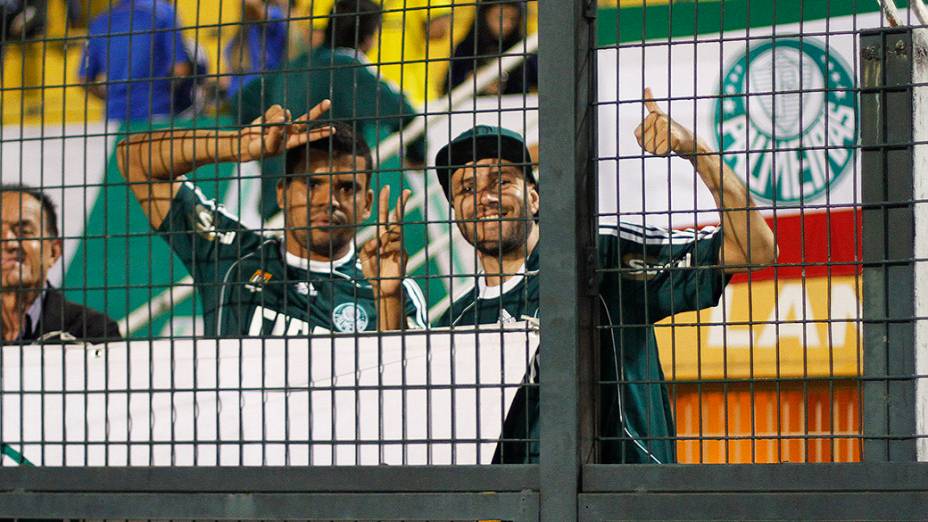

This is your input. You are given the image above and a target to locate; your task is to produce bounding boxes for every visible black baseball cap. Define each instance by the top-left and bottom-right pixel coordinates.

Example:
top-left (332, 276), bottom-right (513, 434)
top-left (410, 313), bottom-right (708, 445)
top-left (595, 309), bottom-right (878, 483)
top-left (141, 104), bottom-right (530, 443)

top-left (433, 125), bottom-right (536, 200)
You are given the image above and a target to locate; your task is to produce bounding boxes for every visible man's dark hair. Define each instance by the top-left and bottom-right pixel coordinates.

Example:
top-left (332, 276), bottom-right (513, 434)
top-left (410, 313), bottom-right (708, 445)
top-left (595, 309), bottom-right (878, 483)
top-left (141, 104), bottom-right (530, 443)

top-left (285, 121), bottom-right (374, 184)
top-left (0, 184), bottom-right (59, 238)
top-left (324, 0), bottom-right (382, 49)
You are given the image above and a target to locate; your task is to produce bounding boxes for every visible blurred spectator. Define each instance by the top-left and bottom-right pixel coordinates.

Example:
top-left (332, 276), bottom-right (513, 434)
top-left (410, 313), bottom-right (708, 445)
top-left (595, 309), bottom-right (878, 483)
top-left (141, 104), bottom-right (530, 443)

top-left (236, 0), bottom-right (425, 219)
top-left (291, 0), bottom-right (452, 103)
top-left (221, 0), bottom-right (289, 99)
top-left (0, 185), bottom-right (121, 344)
top-left (444, 0), bottom-right (537, 96)
top-left (370, 0), bottom-right (452, 103)
top-left (288, 0), bottom-right (330, 52)
top-left (0, 0), bottom-right (45, 42)
top-left (79, 0), bottom-right (197, 121)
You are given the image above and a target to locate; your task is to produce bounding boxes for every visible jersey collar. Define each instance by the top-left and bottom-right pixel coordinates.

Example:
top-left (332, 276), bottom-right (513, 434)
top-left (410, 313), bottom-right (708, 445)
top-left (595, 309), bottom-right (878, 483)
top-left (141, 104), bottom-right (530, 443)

top-left (281, 242), bottom-right (356, 273)
top-left (477, 245), bottom-right (539, 300)
top-left (478, 263), bottom-right (526, 300)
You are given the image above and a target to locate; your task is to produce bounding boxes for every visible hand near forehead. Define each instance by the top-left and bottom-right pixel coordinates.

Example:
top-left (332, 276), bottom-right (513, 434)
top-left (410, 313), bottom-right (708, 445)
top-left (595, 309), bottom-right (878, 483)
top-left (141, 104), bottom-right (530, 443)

top-left (360, 185), bottom-right (412, 299)
top-left (236, 100), bottom-right (334, 162)
top-left (634, 87), bottom-right (699, 159)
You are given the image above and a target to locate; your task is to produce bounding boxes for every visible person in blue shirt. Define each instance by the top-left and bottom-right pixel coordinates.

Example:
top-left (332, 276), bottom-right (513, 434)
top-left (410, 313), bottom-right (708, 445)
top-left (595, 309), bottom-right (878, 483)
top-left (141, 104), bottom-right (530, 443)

top-left (79, 0), bottom-right (194, 121)
top-left (221, 0), bottom-right (289, 99)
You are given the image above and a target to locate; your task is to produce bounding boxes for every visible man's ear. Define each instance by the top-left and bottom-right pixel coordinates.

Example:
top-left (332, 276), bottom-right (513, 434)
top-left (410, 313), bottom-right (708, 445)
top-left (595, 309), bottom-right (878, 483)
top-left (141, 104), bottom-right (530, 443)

top-left (528, 181), bottom-right (540, 216)
top-left (51, 239), bottom-right (62, 264)
top-left (38, 238), bottom-right (63, 280)
top-left (361, 187), bottom-right (374, 222)
top-left (276, 179), bottom-right (286, 211)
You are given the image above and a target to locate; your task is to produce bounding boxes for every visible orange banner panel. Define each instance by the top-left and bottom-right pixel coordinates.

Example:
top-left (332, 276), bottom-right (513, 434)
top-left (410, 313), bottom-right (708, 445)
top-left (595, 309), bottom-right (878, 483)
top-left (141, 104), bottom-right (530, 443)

top-left (672, 382), bottom-right (861, 464)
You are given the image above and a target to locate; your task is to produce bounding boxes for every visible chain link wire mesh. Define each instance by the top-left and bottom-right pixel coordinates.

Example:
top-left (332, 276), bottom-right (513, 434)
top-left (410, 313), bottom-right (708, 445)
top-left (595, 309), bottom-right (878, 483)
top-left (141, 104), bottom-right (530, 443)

top-left (0, 0), bottom-right (925, 519)
top-left (594, 0), bottom-right (871, 465)
top-left (0, 0), bottom-right (542, 470)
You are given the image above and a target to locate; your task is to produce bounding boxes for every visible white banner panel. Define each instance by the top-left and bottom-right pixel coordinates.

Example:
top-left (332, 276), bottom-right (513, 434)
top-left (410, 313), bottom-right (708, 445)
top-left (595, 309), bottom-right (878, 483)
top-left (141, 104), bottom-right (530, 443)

top-left (0, 324), bottom-right (538, 466)
top-left (0, 122), bottom-right (112, 286)
top-left (596, 13), bottom-right (874, 226)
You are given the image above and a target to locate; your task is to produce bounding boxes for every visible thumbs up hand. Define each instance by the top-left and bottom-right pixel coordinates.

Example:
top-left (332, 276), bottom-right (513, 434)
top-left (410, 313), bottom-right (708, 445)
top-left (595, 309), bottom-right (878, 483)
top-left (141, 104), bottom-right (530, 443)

top-left (634, 87), bottom-right (700, 159)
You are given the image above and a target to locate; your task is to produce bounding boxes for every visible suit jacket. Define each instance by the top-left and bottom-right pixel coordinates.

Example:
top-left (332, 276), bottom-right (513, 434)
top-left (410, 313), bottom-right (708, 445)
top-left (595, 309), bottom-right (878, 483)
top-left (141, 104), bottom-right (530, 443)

top-left (25, 289), bottom-right (122, 344)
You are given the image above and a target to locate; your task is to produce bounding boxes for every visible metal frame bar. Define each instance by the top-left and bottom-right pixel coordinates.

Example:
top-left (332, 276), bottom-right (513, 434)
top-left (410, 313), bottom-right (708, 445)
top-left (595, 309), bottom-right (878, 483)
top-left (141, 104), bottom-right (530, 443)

top-left (861, 27), bottom-right (920, 461)
top-left (0, 492), bottom-right (539, 521)
top-left (0, 466), bottom-right (540, 521)
top-left (0, 466), bottom-right (538, 492)
top-left (580, 463), bottom-right (928, 521)
top-left (537, 0), bottom-right (598, 519)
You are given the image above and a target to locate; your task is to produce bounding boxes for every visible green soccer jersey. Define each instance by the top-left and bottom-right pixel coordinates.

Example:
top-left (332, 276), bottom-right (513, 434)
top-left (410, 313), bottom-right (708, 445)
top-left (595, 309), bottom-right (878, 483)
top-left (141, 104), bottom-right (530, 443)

top-left (436, 223), bottom-right (728, 464)
top-left (158, 182), bottom-right (428, 336)
top-left (235, 47), bottom-right (426, 218)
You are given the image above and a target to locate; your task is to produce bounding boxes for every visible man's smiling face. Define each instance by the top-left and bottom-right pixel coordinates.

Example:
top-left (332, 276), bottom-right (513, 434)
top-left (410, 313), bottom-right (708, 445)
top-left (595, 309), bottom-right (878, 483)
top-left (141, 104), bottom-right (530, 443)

top-left (450, 158), bottom-right (539, 257)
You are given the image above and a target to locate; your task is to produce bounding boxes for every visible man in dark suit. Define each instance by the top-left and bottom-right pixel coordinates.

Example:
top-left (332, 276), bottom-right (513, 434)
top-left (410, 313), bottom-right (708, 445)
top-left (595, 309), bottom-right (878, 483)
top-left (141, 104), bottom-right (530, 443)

top-left (0, 185), bottom-right (120, 343)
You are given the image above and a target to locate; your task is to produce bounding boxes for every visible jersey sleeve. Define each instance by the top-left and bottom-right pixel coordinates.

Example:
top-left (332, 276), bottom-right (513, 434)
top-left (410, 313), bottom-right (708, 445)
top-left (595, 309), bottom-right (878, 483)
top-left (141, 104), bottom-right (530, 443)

top-left (402, 278), bottom-right (429, 328)
top-left (598, 222), bottom-right (729, 322)
top-left (157, 181), bottom-right (258, 284)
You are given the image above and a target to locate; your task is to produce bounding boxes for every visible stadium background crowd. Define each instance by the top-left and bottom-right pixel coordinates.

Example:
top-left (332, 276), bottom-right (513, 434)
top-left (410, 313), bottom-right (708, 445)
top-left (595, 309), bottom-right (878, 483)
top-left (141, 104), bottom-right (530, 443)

top-left (0, 0), bottom-right (540, 125)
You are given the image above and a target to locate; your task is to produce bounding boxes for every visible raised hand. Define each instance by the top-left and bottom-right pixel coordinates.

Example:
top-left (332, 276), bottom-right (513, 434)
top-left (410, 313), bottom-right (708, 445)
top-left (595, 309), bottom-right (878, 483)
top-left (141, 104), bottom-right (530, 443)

top-left (360, 185), bottom-right (412, 300)
top-left (235, 100), bottom-right (334, 162)
top-left (634, 87), bottom-right (699, 158)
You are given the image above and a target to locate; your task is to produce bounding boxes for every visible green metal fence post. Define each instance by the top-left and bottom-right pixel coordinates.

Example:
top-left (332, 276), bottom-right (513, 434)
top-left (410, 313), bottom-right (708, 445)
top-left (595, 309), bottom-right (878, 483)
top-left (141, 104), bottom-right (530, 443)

top-left (860, 27), bottom-right (919, 462)
top-left (538, 0), bottom-right (598, 520)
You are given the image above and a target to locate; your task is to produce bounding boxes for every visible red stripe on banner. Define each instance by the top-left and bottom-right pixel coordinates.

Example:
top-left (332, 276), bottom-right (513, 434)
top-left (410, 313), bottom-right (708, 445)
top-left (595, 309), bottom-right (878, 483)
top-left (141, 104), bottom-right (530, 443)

top-left (729, 209), bottom-right (862, 284)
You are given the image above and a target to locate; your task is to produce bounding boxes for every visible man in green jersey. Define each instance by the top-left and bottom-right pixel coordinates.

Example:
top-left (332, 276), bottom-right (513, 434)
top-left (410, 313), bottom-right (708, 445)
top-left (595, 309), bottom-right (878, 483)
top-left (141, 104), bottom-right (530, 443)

top-left (433, 88), bottom-right (777, 464)
top-left (117, 101), bottom-right (427, 336)
top-left (235, 0), bottom-right (426, 219)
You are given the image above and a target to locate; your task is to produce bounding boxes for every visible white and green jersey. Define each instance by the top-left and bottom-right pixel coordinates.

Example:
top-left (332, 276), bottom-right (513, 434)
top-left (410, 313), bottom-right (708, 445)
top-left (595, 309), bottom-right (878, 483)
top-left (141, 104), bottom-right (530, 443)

top-left (158, 182), bottom-right (428, 336)
top-left (436, 222), bottom-right (728, 464)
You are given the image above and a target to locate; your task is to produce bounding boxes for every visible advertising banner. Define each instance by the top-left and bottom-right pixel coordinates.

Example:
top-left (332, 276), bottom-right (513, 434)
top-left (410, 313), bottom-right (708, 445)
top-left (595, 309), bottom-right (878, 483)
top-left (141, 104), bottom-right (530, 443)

top-left (0, 326), bottom-right (538, 466)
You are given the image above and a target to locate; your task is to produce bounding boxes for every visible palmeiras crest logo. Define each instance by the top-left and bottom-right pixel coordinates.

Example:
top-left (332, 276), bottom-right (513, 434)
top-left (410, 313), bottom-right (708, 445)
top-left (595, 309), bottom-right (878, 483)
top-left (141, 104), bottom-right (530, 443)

top-left (332, 302), bottom-right (370, 332)
top-left (713, 38), bottom-right (857, 204)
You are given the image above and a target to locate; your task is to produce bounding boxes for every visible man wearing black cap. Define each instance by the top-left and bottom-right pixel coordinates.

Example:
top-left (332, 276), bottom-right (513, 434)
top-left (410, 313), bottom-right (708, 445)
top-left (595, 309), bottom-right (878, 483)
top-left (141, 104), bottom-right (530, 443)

top-left (432, 89), bottom-right (777, 464)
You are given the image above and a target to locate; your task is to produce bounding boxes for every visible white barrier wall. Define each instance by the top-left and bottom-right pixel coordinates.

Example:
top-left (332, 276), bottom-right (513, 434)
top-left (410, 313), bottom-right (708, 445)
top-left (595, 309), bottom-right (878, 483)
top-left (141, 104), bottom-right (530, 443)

top-left (0, 325), bottom-right (538, 466)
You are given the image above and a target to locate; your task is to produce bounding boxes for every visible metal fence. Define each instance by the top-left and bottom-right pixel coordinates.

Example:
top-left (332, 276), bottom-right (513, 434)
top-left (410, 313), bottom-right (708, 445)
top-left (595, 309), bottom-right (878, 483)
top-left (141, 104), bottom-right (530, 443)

top-left (0, 0), bottom-right (926, 520)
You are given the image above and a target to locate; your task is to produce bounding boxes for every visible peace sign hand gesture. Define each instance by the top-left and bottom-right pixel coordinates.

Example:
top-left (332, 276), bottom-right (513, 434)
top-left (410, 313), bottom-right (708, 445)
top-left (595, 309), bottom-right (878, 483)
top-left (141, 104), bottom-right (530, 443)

top-left (634, 87), bottom-right (700, 159)
top-left (235, 100), bottom-right (334, 162)
top-left (360, 185), bottom-right (412, 300)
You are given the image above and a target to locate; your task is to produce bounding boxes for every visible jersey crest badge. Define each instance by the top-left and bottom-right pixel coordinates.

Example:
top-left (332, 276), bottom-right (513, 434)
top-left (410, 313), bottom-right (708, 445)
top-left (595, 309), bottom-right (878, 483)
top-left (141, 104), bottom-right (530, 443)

top-left (332, 302), bottom-right (370, 332)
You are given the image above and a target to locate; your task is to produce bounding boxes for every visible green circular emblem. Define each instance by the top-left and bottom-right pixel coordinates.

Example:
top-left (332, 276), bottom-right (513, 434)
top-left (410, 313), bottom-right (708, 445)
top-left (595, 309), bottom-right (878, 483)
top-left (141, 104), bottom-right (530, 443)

top-left (713, 38), bottom-right (857, 204)
top-left (333, 302), bottom-right (369, 332)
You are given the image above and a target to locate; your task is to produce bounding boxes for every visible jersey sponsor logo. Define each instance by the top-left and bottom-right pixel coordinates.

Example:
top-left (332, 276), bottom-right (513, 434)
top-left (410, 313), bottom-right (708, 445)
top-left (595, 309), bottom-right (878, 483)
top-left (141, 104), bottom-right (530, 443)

top-left (193, 203), bottom-right (236, 244)
top-left (295, 281), bottom-right (317, 296)
top-left (245, 269), bottom-right (274, 293)
top-left (332, 302), bottom-right (370, 332)
top-left (499, 309), bottom-right (517, 324)
top-left (713, 38), bottom-right (856, 204)
top-left (248, 306), bottom-right (313, 336)
top-left (621, 253), bottom-right (692, 280)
